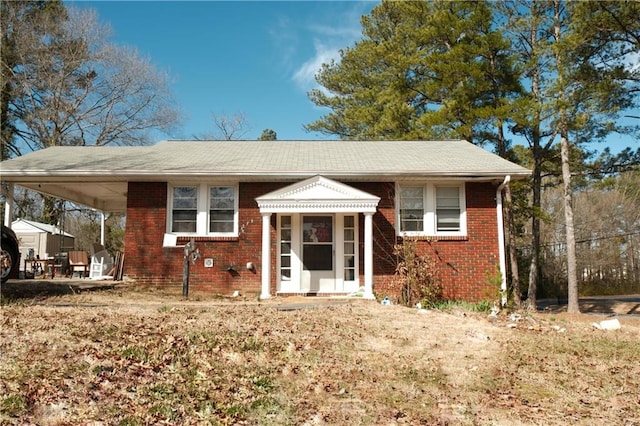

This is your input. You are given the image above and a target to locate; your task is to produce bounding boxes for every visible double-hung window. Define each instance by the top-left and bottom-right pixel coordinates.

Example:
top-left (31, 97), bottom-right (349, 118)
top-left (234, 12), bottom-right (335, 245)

top-left (397, 183), bottom-right (466, 236)
top-left (209, 186), bottom-right (235, 233)
top-left (435, 186), bottom-right (461, 232)
top-left (399, 187), bottom-right (425, 232)
top-left (169, 184), bottom-right (238, 236)
top-left (171, 186), bottom-right (198, 233)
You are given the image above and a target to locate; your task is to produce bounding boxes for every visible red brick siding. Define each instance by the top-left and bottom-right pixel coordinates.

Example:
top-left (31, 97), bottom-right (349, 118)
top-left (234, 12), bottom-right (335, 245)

top-left (366, 182), bottom-right (500, 302)
top-left (124, 182), bottom-right (279, 296)
top-left (124, 181), bottom-right (501, 301)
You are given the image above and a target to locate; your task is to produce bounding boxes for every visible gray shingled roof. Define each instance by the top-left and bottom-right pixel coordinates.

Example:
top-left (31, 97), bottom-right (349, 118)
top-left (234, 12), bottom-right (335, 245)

top-left (0, 139), bottom-right (530, 179)
top-left (0, 140), bottom-right (529, 212)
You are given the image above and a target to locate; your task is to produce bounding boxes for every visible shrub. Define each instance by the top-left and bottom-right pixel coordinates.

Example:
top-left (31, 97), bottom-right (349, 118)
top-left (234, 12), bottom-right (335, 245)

top-left (390, 239), bottom-right (443, 307)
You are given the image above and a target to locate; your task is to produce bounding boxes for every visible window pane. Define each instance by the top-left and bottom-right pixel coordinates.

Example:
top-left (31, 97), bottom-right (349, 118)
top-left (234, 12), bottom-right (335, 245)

top-left (344, 255), bottom-right (354, 268)
top-left (281, 229), bottom-right (291, 241)
top-left (173, 210), bottom-right (196, 221)
top-left (400, 187), bottom-right (423, 199)
top-left (344, 229), bottom-right (354, 241)
top-left (281, 269), bottom-right (291, 280)
top-left (344, 242), bottom-right (354, 254)
top-left (344, 216), bottom-right (354, 227)
top-left (281, 215), bottom-right (291, 228)
top-left (437, 210), bottom-right (460, 231)
top-left (400, 186), bottom-right (424, 232)
top-left (281, 256), bottom-right (290, 268)
top-left (436, 186), bottom-right (459, 199)
top-left (210, 211), bottom-right (233, 221)
top-left (303, 216), bottom-right (332, 243)
top-left (436, 187), bottom-right (460, 231)
top-left (209, 186), bottom-right (235, 233)
top-left (210, 186), bottom-right (234, 199)
top-left (303, 245), bottom-right (333, 270)
top-left (172, 186), bottom-right (197, 233)
top-left (402, 219), bottom-right (423, 232)
top-left (173, 187), bottom-right (197, 208)
top-left (345, 269), bottom-right (355, 281)
top-left (172, 221), bottom-right (196, 233)
top-left (281, 242), bottom-right (291, 254)
top-left (210, 221), bottom-right (234, 233)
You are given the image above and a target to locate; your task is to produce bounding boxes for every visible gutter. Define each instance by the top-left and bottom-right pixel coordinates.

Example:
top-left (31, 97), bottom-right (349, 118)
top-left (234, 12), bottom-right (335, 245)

top-left (496, 176), bottom-right (510, 307)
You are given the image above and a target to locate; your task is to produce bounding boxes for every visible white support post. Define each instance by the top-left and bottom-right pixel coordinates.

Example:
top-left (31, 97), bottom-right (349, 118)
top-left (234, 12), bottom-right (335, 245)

top-left (363, 212), bottom-right (375, 299)
top-left (260, 212), bottom-right (272, 299)
top-left (100, 211), bottom-right (105, 246)
top-left (4, 183), bottom-right (14, 227)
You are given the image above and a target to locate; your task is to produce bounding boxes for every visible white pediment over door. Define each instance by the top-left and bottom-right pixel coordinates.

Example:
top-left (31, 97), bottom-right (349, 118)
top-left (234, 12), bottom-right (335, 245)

top-left (256, 175), bottom-right (380, 213)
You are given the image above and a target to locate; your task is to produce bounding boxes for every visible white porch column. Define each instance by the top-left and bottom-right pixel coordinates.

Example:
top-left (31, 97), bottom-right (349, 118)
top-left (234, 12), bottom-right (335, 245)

top-left (363, 212), bottom-right (375, 299)
top-left (260, 212), bottom-right (272, 299)
top-left (4, 183), bottom-right (14, 227)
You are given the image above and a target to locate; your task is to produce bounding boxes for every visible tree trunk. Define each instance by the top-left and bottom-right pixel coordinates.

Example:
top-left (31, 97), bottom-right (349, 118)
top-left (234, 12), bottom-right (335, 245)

top-left (527, 153), bottom-right (542, 311)
top-left (561, 135), bottom-right (580, 313)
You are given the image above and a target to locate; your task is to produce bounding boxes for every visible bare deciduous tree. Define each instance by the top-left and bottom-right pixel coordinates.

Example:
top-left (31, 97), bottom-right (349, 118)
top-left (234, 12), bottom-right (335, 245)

top-left (2, 2), bottom-right (180, 157)
top-left (196, 112), bottom-right (251, 140)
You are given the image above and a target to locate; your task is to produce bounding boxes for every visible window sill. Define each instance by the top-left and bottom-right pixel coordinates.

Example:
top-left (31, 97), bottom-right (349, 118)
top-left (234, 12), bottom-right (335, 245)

top-left (399, 234), bottom-right (468, 242)
top-left (177, 235), bottom-right (239, 243)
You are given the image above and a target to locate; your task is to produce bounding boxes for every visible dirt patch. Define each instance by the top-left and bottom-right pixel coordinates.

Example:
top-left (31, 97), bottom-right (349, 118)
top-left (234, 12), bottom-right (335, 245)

top-left (2, 282), bottom-right (640, 425)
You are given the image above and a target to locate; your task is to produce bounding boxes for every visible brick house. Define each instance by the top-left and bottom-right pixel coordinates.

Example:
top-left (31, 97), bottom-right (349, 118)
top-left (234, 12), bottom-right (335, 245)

top-left (1, 140), bottom-right (530, 301)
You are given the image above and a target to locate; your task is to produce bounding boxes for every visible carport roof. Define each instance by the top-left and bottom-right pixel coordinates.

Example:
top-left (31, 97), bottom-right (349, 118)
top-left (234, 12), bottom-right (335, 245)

top-left (0, 139), bottom-right (530, 212)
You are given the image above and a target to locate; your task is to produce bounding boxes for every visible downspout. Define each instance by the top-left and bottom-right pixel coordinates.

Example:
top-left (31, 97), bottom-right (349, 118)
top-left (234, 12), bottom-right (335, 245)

top-left (496, 176), bottom-right (510, 307)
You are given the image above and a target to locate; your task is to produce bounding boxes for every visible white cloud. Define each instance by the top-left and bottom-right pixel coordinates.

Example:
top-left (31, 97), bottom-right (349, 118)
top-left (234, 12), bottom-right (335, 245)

top-left (292, 40), bottom-right (340, 91)
top-left (291, 1), bottom-right (374, 92)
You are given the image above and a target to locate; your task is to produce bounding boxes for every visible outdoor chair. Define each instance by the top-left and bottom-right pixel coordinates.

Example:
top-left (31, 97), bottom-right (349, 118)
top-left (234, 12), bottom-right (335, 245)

top-left (68, 251), bottom-right (89, 278)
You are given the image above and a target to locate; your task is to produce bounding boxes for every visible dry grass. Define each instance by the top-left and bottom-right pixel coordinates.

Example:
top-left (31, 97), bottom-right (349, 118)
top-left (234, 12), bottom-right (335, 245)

top-left (1, 283), bottom-right (640, 425)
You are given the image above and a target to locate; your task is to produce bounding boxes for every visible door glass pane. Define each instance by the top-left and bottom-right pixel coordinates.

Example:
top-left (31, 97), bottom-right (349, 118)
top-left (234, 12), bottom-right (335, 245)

top-left (345, 269), bottom-right (355, 281)
top-left (303, 245), bottom-right (333, 271)
top-left (303, 217), bottom-right (332, 242)
top-left (302, 216), bottom-right (333, 271)
top-left (344, 242), bottom-right (354, 255)
top-left (344, 229), bottom-right (354, 241)
top-left (280, 215), bottom-right (292, 282)
top-left (344, 216), bottom-right (354, 227)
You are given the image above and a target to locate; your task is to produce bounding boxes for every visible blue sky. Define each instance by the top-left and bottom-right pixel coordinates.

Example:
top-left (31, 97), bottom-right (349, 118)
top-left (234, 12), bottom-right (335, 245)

top-left (67, 1), bottom-right (636, 154)
top-left (69, 0), bottom-right (376, 141)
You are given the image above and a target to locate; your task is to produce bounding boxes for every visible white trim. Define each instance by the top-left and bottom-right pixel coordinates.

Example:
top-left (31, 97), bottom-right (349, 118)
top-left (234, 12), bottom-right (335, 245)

top-left (363, 212), bottom-right (375, 299)
top-left (396, 181), bottom-right (467, 238)
top-left (4, 183), bottom-right (14, 227)
top-left (260, 213), bottom-right (272, 299)
top-left (259, 176), bottom-right (379, 297)
top-left (167, 183), bottom-right (239, 237)
top-left (497, 176), bottom-right (510, 306)
top-left (275, 212), bottom-right (361, 294)
top-left (257, 175), bottom-right (379, 214)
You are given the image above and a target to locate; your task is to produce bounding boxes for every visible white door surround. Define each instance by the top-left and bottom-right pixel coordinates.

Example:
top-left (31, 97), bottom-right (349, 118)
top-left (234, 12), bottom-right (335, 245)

top-left (256, 176), bottom-right (380, 299)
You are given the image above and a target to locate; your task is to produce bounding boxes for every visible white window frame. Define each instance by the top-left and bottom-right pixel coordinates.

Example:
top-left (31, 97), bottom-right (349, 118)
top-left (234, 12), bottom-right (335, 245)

top-left (396, 182), bottom-right (466, 237)
top-left (167, 183), bottom-right (239, 237)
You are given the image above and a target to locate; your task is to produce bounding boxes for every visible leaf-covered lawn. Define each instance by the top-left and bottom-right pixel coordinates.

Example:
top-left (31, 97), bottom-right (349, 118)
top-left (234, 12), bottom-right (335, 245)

top-left (1, 287), bottom-right (639, 425)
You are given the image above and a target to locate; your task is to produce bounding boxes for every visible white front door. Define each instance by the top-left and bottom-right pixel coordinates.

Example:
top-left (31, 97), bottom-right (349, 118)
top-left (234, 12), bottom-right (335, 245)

top-left (301, 215), bottom-right (334, 293)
